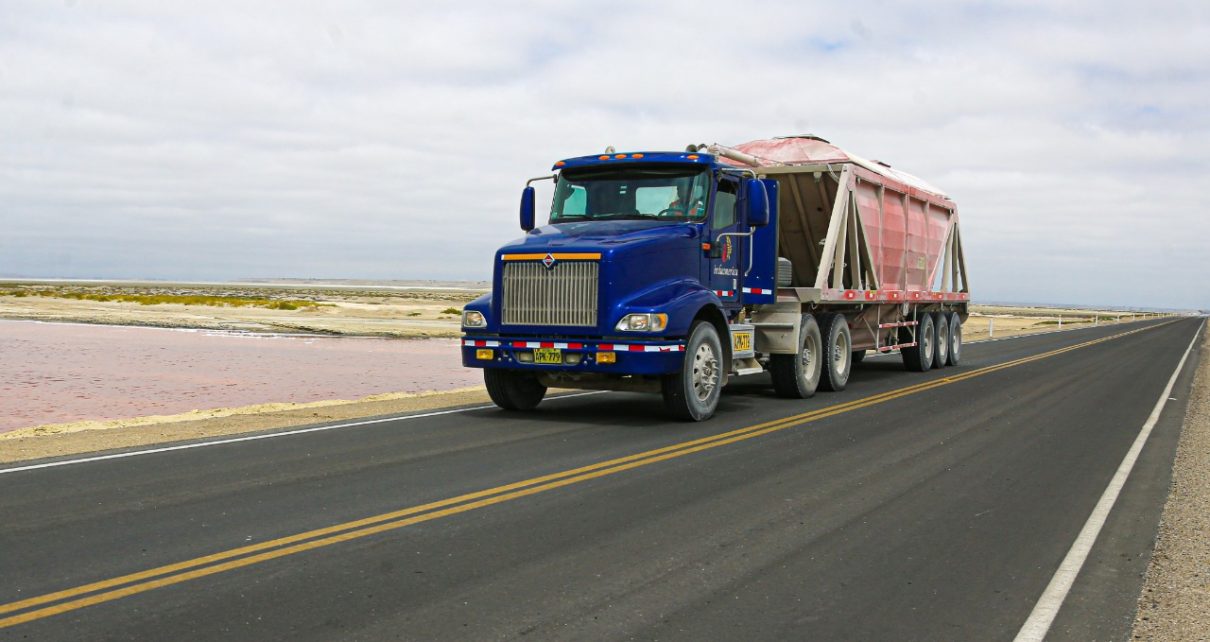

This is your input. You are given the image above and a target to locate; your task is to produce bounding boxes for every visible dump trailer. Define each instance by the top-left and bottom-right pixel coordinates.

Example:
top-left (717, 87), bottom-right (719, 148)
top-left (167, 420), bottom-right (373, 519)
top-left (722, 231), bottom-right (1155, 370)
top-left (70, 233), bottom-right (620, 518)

top-left (461, 135), bottom-right (970, 420)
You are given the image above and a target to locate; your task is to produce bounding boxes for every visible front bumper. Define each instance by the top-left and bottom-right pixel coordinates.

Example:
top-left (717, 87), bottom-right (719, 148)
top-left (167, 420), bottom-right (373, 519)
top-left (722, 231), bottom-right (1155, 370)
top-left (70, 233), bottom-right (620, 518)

top-left (461, 336), bottom-right (687, 376)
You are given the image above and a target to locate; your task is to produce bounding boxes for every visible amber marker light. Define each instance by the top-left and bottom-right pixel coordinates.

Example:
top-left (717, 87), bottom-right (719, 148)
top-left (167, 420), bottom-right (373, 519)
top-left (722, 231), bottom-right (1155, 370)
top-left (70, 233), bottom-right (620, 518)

top-left (615, 153), bottom-right (626, 159)
top-left (687, 154), bottom-right (699, 160)
top-left (598, 155), bottom-right (611, 160)
top-left (597, 352), bottom-right (617, 364)
top-left (632, 153), bottom-right (644, 158)
top-left (555, 161), bottom-right (565, 167)
top-left (475, 349), bottom-right (494, 360)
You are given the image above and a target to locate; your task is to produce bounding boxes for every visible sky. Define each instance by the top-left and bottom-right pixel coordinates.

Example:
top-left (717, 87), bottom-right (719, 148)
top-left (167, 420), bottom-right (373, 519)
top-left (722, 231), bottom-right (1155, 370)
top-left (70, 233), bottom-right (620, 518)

top-left (1, 1), bottom-right (1207, 309)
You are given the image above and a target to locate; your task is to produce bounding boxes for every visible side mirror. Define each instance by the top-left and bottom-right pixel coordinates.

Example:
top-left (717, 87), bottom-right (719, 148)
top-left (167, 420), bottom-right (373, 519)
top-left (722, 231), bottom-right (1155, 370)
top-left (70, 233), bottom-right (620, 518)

top-left (519, 186), bottom-right (536, 232)
top-left (745, 178), bottom-right (769, 227)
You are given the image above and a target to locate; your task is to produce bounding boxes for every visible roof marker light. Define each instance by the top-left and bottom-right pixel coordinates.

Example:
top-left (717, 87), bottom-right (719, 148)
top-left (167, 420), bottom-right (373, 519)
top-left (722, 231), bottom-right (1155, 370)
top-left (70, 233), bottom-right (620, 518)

top-left (632, 153), bottom-right (644, 159)
top-left (615, 153), bottom-right (626, 159)
top-left (598, 155), bottom-right (610, 160)
top-left (687, 154), bottom-right (699, 160)
top-left (555, 161), bottom-right (565, 167)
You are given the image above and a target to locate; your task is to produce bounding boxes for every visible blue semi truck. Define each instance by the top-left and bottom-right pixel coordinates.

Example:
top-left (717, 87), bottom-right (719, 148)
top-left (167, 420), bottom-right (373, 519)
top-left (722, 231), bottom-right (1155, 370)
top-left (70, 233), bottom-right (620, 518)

top-left (461, 136), bottom-right (970, 420)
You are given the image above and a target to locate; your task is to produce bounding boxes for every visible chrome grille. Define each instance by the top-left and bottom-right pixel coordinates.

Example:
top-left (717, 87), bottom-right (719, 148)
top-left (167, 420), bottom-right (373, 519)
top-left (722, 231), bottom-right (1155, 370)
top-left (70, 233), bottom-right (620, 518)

top-left (502, 260), bottom-right (599, 326)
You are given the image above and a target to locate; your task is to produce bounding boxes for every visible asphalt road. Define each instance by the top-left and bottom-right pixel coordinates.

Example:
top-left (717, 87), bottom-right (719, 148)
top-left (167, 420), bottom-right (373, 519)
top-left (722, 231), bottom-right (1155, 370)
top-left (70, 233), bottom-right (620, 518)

top-left (0, 317), bottom-right (1203, 641)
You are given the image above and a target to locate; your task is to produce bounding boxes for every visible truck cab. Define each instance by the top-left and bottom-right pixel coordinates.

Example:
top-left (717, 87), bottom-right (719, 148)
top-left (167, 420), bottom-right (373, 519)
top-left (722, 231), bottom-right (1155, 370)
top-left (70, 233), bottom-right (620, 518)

top-left (460, 150), bottom-right (778, 421)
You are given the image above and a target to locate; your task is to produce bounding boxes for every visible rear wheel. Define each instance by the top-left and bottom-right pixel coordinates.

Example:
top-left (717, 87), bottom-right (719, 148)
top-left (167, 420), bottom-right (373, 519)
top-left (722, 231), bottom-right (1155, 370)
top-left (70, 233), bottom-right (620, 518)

top-left (770, 314), bottom-right (822, 399)
top-left (947, 312), bottom-right (962, 366)
top-left (483, 369), bottom-right (547, 411)
top-left (932, 312), bottom-right (949, 369)
top-left (851, 350), bottom-right (867, 365)
top-left (662, 321), bottom-right (723, 421)
top-left (901, 312), bottom-right (935, 372)
top-left (819, 313), bottom-right (852, 392)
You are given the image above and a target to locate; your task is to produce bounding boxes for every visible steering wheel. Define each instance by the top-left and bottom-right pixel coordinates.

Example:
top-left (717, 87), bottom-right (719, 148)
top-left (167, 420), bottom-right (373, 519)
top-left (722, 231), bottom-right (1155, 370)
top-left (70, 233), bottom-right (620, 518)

top-left (657, 207), bottom-right (687, 218)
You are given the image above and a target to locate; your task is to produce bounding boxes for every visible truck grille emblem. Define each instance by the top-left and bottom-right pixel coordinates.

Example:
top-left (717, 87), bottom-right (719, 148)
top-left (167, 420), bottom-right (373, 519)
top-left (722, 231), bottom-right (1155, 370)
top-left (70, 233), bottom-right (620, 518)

top-left (542, 253), bottom-right (556, 269)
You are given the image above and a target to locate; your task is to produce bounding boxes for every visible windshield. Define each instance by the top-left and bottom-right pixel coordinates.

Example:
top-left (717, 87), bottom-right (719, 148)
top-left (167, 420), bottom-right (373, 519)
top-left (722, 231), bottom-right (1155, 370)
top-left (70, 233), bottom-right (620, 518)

top-left (550, 166), bottom-right (711, 223)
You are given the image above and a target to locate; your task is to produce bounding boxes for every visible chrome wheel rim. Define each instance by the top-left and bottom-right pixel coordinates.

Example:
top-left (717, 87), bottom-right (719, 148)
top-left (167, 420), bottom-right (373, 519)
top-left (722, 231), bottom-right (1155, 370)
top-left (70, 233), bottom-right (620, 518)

top-left (833, 330), bottom-right (850, 373)
top-left (801, 332), bottom-right (819, 383)
top-left (692, 343), bottom-right (719, 402)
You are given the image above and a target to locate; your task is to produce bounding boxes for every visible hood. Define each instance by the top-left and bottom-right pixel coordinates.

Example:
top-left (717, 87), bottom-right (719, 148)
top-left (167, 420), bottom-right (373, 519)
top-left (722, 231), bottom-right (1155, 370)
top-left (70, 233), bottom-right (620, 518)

top-left (500, 220), bottom-right (700, 254)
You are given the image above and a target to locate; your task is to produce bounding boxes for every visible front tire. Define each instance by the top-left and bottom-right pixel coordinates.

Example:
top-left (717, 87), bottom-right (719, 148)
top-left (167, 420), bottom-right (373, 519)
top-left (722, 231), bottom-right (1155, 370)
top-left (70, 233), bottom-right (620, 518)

top-left (770, 314), bottom-right (822, 399)
top-left (901, 312), bottom-right (935, 372)
top-left (819, 313), bottom-right (852, 392)
top-left (662, 321), bottom-right (723, 421)
top-left (484, 369), bottom-right (547, 411)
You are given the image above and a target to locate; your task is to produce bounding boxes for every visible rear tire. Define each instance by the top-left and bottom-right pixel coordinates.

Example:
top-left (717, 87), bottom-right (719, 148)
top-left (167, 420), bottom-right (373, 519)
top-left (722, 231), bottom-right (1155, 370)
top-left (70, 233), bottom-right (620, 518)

top-left (483, 369), bottom-right (547, 411)
top-left (662, 321), bottom-right (723, 421)
top-left (819, 313), bottom-right (852, 392)
top-left (901, 312), bottom-right (935, 372)
top-left (947, 312), bottom-right (962, 366)
top-left (770, 314), bottom-right (822, 399)
top-left (851, 350), bottom-right (867, 365)
top-left (932, 312), bottom-right (949, 369)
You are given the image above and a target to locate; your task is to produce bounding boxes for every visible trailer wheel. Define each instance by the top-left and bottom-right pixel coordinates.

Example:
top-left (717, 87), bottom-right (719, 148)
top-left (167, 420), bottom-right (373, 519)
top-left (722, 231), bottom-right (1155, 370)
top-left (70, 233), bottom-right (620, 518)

top-left (901, 313), bottom-right (935, 372)
top-left (769, 314), bottom-right (822, 399)
top-left (947, 312), bottom-right (962, 366)
top-left (819, 313), bottom-right (852, 392)
top-left (662, 321), bottom-right (723, 421)
top-left (932, 312), bottom-right (949, 369)
top-left (851, 350), bottom-right (867, 365)
top-left (483, 369), bottom-right (547, 411)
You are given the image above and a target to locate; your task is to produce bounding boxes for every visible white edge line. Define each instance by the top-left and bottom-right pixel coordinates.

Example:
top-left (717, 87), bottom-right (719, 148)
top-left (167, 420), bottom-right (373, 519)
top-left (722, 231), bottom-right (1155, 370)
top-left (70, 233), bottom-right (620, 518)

top-left (1014, 319), bottom-right (1205, 642)
top-left (0, 391), bottom-right (605, 476)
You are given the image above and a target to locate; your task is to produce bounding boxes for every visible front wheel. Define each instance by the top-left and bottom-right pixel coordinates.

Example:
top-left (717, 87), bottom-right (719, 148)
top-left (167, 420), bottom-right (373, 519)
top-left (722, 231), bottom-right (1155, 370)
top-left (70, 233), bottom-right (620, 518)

top-left (662, 321), bottom-right (723, 421)
top-left (484, 369), bottom-right (547, 411)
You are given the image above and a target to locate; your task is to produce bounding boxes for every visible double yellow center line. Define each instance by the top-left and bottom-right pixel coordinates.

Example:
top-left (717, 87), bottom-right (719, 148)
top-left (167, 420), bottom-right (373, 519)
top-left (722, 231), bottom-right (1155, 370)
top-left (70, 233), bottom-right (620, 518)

top-left (0, 321), bottom-right (1172, 629)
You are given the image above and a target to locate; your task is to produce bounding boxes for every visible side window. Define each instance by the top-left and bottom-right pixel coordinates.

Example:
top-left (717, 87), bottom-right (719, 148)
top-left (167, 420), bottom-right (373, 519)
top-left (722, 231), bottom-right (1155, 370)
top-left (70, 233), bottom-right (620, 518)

top-left (712, 180), bottom-right (738, 228)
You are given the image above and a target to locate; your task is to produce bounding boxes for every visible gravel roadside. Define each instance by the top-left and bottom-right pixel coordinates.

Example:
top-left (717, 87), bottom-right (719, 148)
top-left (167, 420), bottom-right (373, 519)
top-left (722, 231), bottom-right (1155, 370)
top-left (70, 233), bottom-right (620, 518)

top-left (1132, 329), bottom-right (1210, 641)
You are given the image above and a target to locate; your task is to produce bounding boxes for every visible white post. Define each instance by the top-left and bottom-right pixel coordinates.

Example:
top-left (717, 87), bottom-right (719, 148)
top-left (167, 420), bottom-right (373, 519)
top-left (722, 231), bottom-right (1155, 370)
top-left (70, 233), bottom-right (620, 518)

top-left (1058, 315), bottom-right (1063, 328)
top-left (989, 318), bottom-right (994, 338)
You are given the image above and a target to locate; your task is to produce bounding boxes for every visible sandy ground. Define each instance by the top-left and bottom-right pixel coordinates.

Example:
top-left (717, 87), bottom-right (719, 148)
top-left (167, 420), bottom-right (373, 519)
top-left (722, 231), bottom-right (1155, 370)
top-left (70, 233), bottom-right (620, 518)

top-left (1132, 330), bottom-right (1210, 641)
top-left (0, 283), bottom-right (479, 338)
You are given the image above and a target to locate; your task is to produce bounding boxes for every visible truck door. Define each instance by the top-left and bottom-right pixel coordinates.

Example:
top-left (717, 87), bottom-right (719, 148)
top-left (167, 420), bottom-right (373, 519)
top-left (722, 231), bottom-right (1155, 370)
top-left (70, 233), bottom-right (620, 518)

top-left (706, 176), bottom-right (744, 311)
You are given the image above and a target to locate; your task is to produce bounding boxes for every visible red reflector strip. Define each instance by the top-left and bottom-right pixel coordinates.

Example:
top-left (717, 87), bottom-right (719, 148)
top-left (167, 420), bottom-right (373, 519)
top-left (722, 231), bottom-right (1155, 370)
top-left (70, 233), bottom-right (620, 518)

top-left (714, 290), bottom-right (735, 297)
top-left (741, 287), bottom-right (772, 295)
top-left (461, 339), bottom-right (501, 348)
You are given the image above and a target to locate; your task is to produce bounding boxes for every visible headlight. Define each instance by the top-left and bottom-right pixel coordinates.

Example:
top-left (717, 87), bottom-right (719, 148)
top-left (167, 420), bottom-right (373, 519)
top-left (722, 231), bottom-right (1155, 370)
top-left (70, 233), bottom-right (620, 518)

top-left (615, 313), bottom-right (668, 332)
top-left (462, 310), bottom-right (486, 328)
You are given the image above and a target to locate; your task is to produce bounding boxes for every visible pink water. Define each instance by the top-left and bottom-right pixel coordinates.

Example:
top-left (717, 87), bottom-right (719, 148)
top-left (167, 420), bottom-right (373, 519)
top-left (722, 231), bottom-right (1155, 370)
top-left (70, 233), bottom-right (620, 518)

top-left (0, 320), bottom-right (481, 433)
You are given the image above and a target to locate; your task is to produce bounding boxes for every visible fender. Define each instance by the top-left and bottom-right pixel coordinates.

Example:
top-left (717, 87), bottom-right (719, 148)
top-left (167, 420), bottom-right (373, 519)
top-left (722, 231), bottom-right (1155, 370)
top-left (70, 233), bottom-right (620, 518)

top-left (610, 277), bottom-right (725, 338)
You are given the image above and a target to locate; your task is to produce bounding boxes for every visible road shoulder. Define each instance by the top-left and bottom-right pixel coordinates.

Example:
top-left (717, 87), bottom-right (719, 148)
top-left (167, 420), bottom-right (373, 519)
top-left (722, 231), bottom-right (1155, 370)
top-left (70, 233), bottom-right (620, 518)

top-left (1132, 328), bottom-right (1210, 640)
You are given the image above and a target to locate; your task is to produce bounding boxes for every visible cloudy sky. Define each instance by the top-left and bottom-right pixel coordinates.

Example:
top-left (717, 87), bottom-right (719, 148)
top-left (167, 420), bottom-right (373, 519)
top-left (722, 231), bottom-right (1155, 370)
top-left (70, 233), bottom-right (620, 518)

top-left (1, 1), bottom-right (1207, 309)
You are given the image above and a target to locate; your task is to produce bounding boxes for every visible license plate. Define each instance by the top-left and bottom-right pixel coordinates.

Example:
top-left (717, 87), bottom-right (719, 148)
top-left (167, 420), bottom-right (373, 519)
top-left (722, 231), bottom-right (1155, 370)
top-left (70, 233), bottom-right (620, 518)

top-left (733, 331), bottom-right (752, 352)
top-left (533, 348), bottom-right (563, 364)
